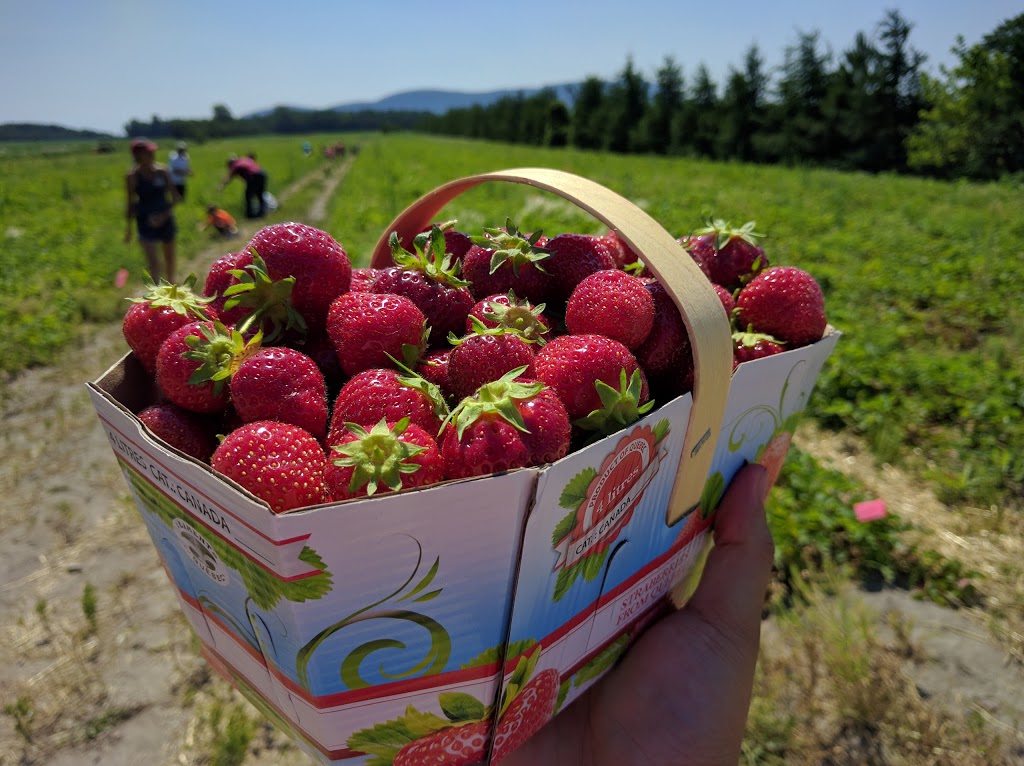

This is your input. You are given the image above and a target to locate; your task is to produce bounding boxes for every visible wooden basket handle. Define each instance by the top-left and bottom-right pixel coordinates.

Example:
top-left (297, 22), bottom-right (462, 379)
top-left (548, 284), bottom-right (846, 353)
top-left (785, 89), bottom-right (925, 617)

top-left (371, 168), bottom-right (732, 525)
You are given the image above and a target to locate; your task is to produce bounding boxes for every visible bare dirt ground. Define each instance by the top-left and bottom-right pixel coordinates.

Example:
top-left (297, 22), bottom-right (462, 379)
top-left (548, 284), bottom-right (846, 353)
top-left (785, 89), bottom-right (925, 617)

top-left (1, 158), bottom-right (1021, 764)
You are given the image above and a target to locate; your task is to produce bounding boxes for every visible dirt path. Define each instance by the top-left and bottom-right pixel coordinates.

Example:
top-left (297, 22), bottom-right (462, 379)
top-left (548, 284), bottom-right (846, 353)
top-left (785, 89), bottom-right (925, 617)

top-left (0, 157), bottom-right (353, 766)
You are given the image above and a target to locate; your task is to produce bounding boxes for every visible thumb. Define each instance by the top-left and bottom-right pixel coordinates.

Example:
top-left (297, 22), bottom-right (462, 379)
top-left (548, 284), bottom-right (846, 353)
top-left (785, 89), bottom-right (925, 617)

top-left (685, 463), bottom-right (774, 644)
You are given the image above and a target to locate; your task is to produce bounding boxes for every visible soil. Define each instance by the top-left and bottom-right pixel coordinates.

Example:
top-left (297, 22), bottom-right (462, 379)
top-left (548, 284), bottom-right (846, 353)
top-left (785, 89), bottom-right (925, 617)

top-left (1, 157), bottom-right (1021, 764)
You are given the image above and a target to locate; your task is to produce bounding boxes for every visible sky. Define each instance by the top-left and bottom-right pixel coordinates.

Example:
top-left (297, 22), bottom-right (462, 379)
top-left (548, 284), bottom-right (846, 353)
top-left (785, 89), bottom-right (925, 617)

top-left (1, 0), bottom-right (1020, 135)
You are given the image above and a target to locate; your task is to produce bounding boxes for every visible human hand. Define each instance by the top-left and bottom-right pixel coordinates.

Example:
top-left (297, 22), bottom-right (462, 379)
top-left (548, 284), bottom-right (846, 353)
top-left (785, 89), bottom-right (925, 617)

top-left (147, 211), bottom-right (170, 228)
top-left (504, 463), bottom-right (772, 766)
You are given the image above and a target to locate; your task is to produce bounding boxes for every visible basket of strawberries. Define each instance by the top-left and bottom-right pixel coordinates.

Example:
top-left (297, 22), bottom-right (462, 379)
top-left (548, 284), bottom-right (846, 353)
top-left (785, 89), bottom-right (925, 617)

top-left (89, 168), bottom-right (838, 765)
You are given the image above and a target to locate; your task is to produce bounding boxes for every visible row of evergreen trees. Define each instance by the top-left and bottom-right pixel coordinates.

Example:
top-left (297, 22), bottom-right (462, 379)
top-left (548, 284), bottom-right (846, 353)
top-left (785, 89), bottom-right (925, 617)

top-left (419, 11), bottom-right (1024, 181)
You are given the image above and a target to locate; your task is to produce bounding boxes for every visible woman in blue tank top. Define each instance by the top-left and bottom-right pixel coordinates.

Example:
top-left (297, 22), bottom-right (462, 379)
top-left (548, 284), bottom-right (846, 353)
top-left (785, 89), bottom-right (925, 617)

top-left (124, 138), bottom-right (180, 283)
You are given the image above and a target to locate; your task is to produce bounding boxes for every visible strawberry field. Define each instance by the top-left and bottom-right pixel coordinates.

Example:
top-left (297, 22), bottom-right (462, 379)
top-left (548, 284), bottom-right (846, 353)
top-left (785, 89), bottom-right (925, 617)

top-left (3, 132), bottom-right (1023, 764)
top-left (0, 135), bottom-right (336, 373)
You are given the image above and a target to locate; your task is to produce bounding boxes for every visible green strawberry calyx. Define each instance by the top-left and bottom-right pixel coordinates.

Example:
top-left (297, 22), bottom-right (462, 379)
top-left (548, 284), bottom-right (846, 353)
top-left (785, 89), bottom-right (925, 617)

top-left (183, 321), bottom-right (263, 394)
top-left (694, 218), bottom-right (764, 251)
top-left (480, 291), bottom-right (550, 344)
top-left (388, 226), bottom-right (470, 288)
top-left (733, 326), bottom-right (785, 349)
top-left (223, 251), bottom-right (307, 343)
top-left (388, 357), bottom-right (451, 423)
top-left (330, 418), bottom-right (427, 496)
top-left (574, 368), bottom-right (655, 436)
top-left (443, 366), bottom-right (543, 440)
top-left (498, 645), bottom-right (544, 718)
top-left (129, 271), bottom-right (215, 319)
top-left (470, 217), bottom-right (550, 276)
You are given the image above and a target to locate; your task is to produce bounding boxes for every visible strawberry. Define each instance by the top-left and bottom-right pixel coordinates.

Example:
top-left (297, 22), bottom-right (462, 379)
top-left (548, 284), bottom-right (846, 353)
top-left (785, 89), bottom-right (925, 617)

top-left (325, 418), bottom-right (443, 501)
top-left (677, 234), bottom-right (715, 281)
top-left (540, 233), bottom-right (616, 303)
top-left (733, 328), bottom-right (785, 365)
top-left (326, 292), bottom-right (427, 377)
top-left (690, 219), bottom-right (768, 289)
top-left (440, 370), bottom-right (570, 479)
top-left (601, 229), bottom-right (639, 270)
top-left (211, 420), bottom-right (328, 512)
top-left (154, 321), bottom-right (233, 413)
top-left (392, 720), bottom-right (490, 766)
top-left (231, 346), bottom-right (328, 440)
top-left (349, 267), bottom-right (380, 293)
top-left (565, 269), bottom-right (655, 351)
top-left (533, 334), bottom-right (650, 425)
top-left (374, 226), bottom-right (476, 343)
top-left (416, 348), bottom-right (453, 399)
top-left (491, 668), bottom-right (560, 764)
top-left (463, 220), bottom-right (553, 303)
top-left (246, 221), bottom-right (352, 333)
top-left (123, 273), bottom-right (217, 374)
top-left (329, 367), bottom-right (449, 440)
top-left (137, 403), bottom-right (216, 462)
top-left (634, 278), bottom-right (701, 402)
top-left (419, 221), bottom-right (475, 261)
top-left (446, 328), bottom-right (536, 402)
top-left (735, 266), bottom-right (826, 348)
top-left (202, 250), bottom-right (252, 326)
top-left (216, 252), bottom-right (309, 343)
top-left (296, 331), bottom-right (345, 395)
top-left (714, 283), bottom-right (737, 317)
top-left (467, 292), bottom-right (553, 344)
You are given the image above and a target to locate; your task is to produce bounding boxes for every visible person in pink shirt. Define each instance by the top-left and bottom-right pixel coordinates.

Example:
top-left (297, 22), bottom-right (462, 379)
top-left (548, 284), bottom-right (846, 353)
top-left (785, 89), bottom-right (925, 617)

top-left (218, 153), bottom-right (268, 219)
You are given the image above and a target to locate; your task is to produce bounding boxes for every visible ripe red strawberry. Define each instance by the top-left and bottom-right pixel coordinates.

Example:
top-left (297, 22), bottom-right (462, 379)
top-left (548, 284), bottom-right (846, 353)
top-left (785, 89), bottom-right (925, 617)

top-left (123, 273), bottom-right (217, 374)
top-left (565, 269), bottom-right (655, 351)
top-left (533, 334), bottom-right (650, 425)
top-left (714, 283), bottom-right (737, 317)
top-left (467, 292), bottom-right (553, 344)
top-left (440, 371), bottom-right (570, 479)
top-left (296, 331), bottom-right (345, 394)
top-left (203, 250), bottom-right (252, 326)
top-left (690, 219), bottom-right (768, 289)
top-left (491, 668), bottom-right (560, 764)
top-left (447, 330), bottom-right (536, 402)
top-left (349, 267), bottom-right (380, 293)
top-left (416, 349), bottom-right (453, 400)
top-left (373, 226), bottom-right (476, 343)
top-left (733, 329), bottom-right (785, 365)
top-left (634, 280), bottom-right (695, 400)
top-left (329, 367), bottom-right (448, 440)
top-left (540, 233), bottom-right (616, 302)
top-left (137, 403), bottom-right (216, 462)
top-left (326, 292), bottom-right (427, 377)
top-left (418, 221), bottom-right (476, 261)
top-left (231, 346), bottom-right (328, 440)
top-left (601, 229), bottom-right (639, 270)
top-left (463, 220), bottom-right (553, 304)
top-left (678, 234), bottom-right (714, 281)
top-left (392, 720), bottom-right (490, 766)
top-left (736, 266), bottom-right (826, 348)
top-left (154, 321), bottom-right (232, 413)
top-left (246, 222), bottom-right (352, 333)
top-left (325, 418), bottom-right (443, 501)
top-left (211, 420), bottom-right (328, 512)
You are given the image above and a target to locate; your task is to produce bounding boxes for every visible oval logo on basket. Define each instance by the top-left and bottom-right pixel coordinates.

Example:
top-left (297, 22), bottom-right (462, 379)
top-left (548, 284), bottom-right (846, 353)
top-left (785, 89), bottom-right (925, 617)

top-left (550, 421), bottom-right (670, 600)
top-left (173, 519), bottom-right (229, 585)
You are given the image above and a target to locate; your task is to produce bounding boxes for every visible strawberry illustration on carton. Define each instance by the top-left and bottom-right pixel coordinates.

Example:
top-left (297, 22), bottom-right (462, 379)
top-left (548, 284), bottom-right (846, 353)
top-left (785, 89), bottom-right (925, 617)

top-left (87, 168), bottom-right (839, 764)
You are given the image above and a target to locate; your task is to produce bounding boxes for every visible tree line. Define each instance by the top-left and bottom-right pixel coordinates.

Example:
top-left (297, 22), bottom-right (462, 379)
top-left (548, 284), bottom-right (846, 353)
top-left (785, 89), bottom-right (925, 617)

top-left (418, 11), bottom-right (1024, 181)
top-left (119, 10), bottom-right (1022, 182)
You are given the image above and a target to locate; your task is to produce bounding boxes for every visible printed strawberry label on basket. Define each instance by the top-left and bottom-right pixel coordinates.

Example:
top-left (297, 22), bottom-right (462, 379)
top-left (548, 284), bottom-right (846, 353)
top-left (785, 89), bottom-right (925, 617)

top-left (550, 420), bottom-right (670, 601)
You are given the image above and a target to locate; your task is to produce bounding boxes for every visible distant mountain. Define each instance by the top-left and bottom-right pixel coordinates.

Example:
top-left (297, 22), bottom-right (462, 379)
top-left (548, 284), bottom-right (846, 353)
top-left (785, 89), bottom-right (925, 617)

top-left (246, 84), bottom-right (579, 119)
top-left (0, 123), bottom-right (115, 141)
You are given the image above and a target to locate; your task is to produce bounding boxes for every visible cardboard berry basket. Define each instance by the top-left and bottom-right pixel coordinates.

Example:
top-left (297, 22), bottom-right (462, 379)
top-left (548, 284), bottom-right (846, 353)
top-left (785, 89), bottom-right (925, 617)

top-left (88, 168), bottom-right (839, 765)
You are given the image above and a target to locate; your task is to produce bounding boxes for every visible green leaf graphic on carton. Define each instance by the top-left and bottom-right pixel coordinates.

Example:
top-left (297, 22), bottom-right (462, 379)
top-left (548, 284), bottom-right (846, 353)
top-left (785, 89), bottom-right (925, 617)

top-left (347, 691), bottom-right (490, 765)
top-left (121, 467), bottom-right (332, 609)
top-left (573, 633), bottom-right (630, 688)
top-left (728, 362), bottom-right (807, 454)
top-left (462, 637), bottom-right (538, 669)
top-left (296, 541), bottom-right (451, 692)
